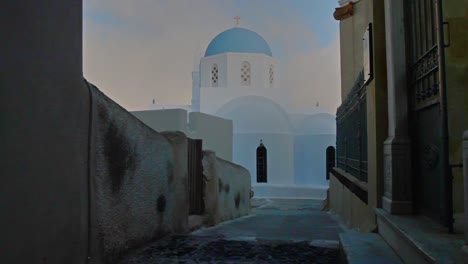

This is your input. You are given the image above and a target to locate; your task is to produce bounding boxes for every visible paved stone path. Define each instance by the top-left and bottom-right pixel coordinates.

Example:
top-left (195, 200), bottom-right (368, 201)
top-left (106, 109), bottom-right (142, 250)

top-left (119, 199), bottom-right (346, 263)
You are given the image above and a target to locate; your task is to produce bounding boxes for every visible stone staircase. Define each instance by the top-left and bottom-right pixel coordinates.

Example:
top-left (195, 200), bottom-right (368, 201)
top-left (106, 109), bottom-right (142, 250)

top-left (339, 232), bottom-right (403, 263)
top-left (339, 209), bottom-right (466, 263)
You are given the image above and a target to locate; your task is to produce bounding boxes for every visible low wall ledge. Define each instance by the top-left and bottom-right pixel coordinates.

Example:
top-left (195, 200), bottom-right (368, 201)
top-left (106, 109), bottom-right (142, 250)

top-left (330, 167), bottom-right (368, 204)
top-left (161, 131), bottom-right (187, 143)
top-left (216, 156), bottom-right (249, 172)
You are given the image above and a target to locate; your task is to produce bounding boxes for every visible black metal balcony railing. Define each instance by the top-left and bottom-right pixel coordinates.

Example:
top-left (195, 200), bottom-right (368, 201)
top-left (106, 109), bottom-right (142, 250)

top-left (336, 70), bottom-right (368, 182)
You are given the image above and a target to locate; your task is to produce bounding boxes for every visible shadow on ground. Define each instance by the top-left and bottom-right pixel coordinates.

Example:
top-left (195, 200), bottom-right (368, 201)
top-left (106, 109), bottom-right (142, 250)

top-left (120, 235), bottom-right (341, 264)
top-left (118, 199), bottom-right (346, 263)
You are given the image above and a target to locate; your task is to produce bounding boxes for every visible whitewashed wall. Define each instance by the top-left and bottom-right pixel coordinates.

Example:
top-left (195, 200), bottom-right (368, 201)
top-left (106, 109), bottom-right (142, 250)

top-left (131, 109), bottom-right (188, 134)
top-left (294, 134), bottom-right (336, 187)
top-left (233, 133), bottom-right (295, 185)
top-left (131, 109), bottom-right (233, 162)
top-left (200, 53), bottom-right (278, 89)
top-left (200, 87), bottom-right (288, 115)
top-left (200, 53), bottom-right (228, 88)
top-left (199, 53), bottom-right (288, 114)
top-left (188, 112), bottom-right (233, 161)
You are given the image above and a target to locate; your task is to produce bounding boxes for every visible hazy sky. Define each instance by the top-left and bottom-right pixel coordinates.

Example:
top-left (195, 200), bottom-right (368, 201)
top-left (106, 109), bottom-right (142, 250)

top-left (83, 0), bottom-right (341, 114)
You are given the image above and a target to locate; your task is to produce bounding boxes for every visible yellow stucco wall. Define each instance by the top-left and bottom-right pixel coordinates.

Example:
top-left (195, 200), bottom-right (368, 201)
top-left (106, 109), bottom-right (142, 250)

top-left (368, 0), bottom-right (388, 211)
top-left (335, 0), bottom-right (466, 231)
top-left (334, 0), bottom-right (387, 229)
top-left (339, 0), bottom-right (371, 99)
top-left (329, 174), bottom-right (376, 231)
top-left (443, 0), bottom-right (468, 230)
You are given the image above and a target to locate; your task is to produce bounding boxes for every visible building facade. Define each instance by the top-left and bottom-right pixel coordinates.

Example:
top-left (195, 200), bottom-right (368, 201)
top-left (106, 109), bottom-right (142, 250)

top-left (149, 26), bottom-right (336, 198)
top-left (330, 0), bottom-right (468, 261)
top-left (196, 27), bottom-right (337, 197)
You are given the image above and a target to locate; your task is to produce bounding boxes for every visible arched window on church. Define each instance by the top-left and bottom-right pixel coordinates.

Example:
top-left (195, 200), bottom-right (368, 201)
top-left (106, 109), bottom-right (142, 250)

top-left (269, 65), bottom-right (274, 87)
top-left (241, 61), bottom-right (251, 86)
top-left (256, 140), bottom-right (267, 183)
top-left (211, 64), bottom-right (218, 87)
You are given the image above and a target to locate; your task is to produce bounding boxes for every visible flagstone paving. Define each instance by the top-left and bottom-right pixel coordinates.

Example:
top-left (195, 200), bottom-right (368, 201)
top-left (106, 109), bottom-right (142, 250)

top-left (119, 199), bottom-right (346, 263)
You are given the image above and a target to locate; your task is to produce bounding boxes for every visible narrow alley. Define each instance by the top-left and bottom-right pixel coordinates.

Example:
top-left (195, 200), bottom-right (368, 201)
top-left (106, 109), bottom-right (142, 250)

top-left (119, 199), bottom-right (345, 263)
top-left (4, 1), bottom-right (467, 263)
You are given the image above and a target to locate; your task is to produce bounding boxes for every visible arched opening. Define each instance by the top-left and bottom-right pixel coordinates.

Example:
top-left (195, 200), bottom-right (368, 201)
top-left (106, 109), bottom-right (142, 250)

top-left (211, 64), bottom-right (218, 87)
top-left (241, 61), bottom-right (251, 86)
top-left (269, 65), bottom-right (274, 87)
top-left (256, 140), bottom-right (267, 183)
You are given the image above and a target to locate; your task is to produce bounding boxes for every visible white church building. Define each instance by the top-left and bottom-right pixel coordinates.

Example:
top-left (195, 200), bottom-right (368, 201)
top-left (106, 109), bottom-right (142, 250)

top-left (145, 27), bottom-right (336, 198)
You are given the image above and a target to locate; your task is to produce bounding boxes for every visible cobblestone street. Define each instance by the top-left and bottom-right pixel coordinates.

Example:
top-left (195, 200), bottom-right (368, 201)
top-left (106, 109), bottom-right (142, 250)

top-left (119, 199), bottom-right (346, 263)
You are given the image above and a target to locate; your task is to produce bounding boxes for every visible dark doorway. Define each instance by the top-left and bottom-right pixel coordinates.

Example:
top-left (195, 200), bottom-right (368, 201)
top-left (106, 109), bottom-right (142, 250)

top-left (188, 138), bottom-right (204, 214)
top-left (256, 140), bottom-right (267, 183)
top-left (326, 146), bottom-right (336, 181)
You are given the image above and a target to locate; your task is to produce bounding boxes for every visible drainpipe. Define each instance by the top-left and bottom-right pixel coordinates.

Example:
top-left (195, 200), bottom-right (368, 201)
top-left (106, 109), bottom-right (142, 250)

top-left (434, 0), bottom-right (453, 233)
top-left (463, 131), bottom-right (468, 249)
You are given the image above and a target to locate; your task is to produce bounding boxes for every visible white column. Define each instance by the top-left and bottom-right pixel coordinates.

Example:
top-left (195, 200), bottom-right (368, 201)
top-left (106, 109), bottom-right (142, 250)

top-left (382, 0), bottom-right (413, 214)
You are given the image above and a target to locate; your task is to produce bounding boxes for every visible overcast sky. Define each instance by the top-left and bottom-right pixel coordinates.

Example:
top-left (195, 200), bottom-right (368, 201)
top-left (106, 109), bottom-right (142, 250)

top-left (83, 0), bottom-right (341, 114)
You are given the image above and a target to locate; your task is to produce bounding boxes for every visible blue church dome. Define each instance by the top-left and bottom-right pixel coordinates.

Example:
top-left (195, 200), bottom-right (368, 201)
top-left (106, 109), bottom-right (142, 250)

top-left (205, 28), bottom-right (272, 57)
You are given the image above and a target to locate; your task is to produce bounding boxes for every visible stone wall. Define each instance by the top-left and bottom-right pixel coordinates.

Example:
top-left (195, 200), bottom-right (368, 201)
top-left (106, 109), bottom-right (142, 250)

top-left (88, 84), bottom-right (189, 263)
top-left (202, 151), bottom-right (251, 225)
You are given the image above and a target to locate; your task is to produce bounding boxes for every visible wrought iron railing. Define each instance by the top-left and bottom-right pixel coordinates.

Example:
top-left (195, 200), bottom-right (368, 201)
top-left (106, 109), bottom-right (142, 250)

top-left (336, 70), bottom-right (368, 182)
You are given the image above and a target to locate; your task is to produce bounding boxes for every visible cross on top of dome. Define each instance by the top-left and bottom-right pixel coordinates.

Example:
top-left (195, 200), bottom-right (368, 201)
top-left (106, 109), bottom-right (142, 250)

top-left (234, 16), bottom-right (240, 26)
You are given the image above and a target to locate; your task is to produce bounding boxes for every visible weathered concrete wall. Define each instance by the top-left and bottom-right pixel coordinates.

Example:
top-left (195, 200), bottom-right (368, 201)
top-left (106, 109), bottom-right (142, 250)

top-left (202, 151), bottom-right (220, 225)
top-left (0, 1), bottom-right (89, 263)
top-left (161, 131), bottom-right (190, 234)
top-left (216, 157), bottom-right (251, 222)
top-left (202, 151), bottom-right (251, 225)
top-left (88, 84), bottom-right (189, 263)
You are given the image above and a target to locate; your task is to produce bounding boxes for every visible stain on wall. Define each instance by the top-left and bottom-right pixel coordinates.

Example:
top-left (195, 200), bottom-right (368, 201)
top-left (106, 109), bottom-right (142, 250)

top-left (88, 84), bottom-right (189, 263)
top-left (99, 108), bottom-right (137, 195)
top-left (235, 192), bottom-right (241, 209)
top-left (203, 151), bottom-right (251, 225)
top-left (161, 131), bottom-right (190, 235)
top-left (157, 195), bottom-right (166, 212)
top-left (219, 179), bottom-right (223, 193)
